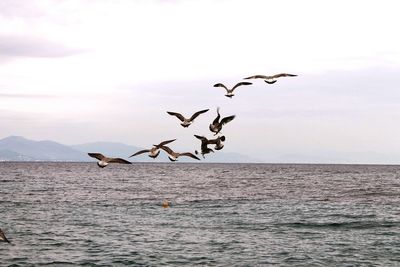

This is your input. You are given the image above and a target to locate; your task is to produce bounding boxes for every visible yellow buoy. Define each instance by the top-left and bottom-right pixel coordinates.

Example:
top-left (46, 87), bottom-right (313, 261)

top-left (162, 199), bottom-right (169, 208)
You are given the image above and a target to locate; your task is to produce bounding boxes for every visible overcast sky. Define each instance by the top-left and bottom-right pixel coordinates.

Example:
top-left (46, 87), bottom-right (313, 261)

top-left (1, 0), bottom-right (400, 163)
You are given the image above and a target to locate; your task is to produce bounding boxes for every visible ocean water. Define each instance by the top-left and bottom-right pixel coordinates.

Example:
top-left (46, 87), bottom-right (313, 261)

top-left (0, 162), bottom-right (399, 266)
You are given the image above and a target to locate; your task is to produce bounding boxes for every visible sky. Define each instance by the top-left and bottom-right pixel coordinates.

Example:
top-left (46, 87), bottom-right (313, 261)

top-left (1, 0), bottom-right (400, 163)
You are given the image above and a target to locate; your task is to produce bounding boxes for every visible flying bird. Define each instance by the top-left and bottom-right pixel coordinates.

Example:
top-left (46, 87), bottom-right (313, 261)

top-left (194, 135), bottom-right (215, 158)
top-left (209, 108), bottom-right (235, 135)
top-left (0, 229), bottom-right (10, 243)
top-left (129, 139), bottom-right (176, 159)
top-left (244, 73), bottom-right (297, 84)
top-left (167, 109), bottom-right (209, 128)
top-left (159, 145), bottom-right (200, 162)
top-left (88, 153), bottom-right (132, 168)
top-left (213, 82), bottom-right (252, 98)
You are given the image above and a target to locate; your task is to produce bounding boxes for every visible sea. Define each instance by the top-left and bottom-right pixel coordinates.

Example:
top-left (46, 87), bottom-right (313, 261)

top-left (0, 162), bottom-right (399, 266)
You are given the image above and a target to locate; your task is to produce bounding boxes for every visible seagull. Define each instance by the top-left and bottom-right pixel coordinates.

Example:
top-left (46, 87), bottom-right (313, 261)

top-left (88, 153), bottom-right (132, 168)
top-left (209, 108), bottom-right (235, 135)
top-left (167, 109), bottom-right (209, 128)
top-left (129, 139), bottom-right (176, 159)
top-left (194, 135), bottom-right (215, 158)
top-left (159, 145), bottom-right (200, 162)
top-left (213, 82), bottom-right (252, 98)
top-left (0, 228), bottom-right (10, 243)
top-left (244, 73), bottom-right (297, 84)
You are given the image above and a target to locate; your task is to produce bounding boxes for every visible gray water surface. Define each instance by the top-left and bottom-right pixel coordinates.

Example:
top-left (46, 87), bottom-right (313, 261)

top-left (1, 162), bottom-right (400, 266)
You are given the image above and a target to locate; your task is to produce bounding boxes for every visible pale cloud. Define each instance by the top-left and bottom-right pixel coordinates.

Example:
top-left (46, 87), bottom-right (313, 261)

top-left (0, 93), bottom-right (56, 98)
top-left (0, 0), bottom-right (46, 19)
top-left (0, 35), bottom-right (85, 59)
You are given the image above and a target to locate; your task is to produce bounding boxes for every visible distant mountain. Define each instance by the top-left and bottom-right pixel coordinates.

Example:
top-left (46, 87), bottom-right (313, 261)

top-left (0, 136), bottom-right (261, 163)
top-left (0, 136), bottom-right (87, 161)
top-left (0, 149), bottom-right (36, 161)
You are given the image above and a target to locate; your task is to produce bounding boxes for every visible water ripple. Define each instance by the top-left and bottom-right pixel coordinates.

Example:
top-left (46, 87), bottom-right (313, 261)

top-left (1, 162), bottom-right (399, 266)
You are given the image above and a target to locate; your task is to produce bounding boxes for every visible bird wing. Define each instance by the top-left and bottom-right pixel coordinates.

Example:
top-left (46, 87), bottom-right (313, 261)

top-left (232, 81), bottom-right (253, 91)
top-left (159, 145), bottom-right (174, 155)
top-left (213, 83), bottom-right (229, 92)
top-left (88, 153), bottom-right (106, 161)
top-left (211, 108), bottom-right (221, 125)
top-left (271, 73), bottom-right (298, 78)
top-left (180, 152), bottom-right (200, 160)
top-left (194, 135), bottom-right (209, 149)
top-left (108, 158), bottom-right (132, 164)
top-left (156, 139), bottom-right (176, 147)
top-left (243, 75), bottom-right (268, 80)
top-left (129, 149), bottom-right (150, 157)
top-left (194, 134), bottom-right (208, 142)
top-left (221, 115), bottom-right (236, 125)
top-left (190, 109), bottom-right (209, 121)
top-left (167, 111), bottom-right (186, 122)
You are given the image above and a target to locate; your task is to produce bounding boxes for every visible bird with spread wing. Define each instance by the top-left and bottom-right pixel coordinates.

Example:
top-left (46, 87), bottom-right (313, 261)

top-left (167, 109), bottom-right (209, 128)
top-left (244, 73), bottom-right (297, 84)
top-left (209, 108), bottom-right (235, 135)
top-left (129, 139), bottom-right (176, 159)
top-left (213, 81), bottom-right (252, 98)
top-left (88, 153), bottom-right (131, 168)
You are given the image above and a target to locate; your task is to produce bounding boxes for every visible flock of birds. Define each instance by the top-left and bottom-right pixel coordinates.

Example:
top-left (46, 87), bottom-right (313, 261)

top-left (1, 73), bottom-right (297, 244)
top-left (87, 73), bottom-right (297, 168)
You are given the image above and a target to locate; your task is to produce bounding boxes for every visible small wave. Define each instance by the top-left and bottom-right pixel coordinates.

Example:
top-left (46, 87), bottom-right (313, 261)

top-left (328, 213), bottom-right (377, 219)
top-left (280, 221), bottom-right (398, 230)
top-left (0, 179), bottom-right (15, 183)
top-left (39, 261), bottom-right (76, 266)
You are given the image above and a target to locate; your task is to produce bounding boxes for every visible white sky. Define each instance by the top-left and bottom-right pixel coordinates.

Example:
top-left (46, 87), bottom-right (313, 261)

top-left (1, 0), bottom-right (400, 163)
